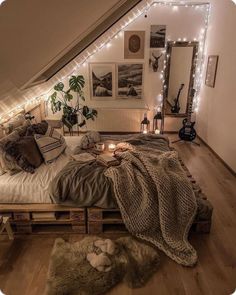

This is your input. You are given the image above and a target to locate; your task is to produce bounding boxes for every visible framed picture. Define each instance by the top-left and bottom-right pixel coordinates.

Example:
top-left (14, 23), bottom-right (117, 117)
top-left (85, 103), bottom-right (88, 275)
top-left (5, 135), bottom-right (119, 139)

top-left (117, 63), bottom-right (144, 99)
top-left (89, 63), bottom-right (115, 100)
top-left (205, 55), bottom-right (219, 88)
top-left (124, 31), bottom-right (145, 59)
top-left (150, 25), bottom-right (166, 48)
top-left (149, 49), bottom-right (165, 72)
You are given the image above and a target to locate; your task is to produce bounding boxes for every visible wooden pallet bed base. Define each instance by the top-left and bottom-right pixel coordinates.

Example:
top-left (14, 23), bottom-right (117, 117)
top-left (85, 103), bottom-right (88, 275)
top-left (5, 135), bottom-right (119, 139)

top-left (87, 208), bottom-right (212, 235)
top-left (0, 204), bottom-right (86, 234)
top-left (0, 154), bottom-right (213, 235)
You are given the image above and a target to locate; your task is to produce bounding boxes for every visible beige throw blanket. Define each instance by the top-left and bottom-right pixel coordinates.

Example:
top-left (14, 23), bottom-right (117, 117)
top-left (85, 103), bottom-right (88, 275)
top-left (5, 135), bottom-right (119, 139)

top-left (105, 148), bottom-right (197, 266)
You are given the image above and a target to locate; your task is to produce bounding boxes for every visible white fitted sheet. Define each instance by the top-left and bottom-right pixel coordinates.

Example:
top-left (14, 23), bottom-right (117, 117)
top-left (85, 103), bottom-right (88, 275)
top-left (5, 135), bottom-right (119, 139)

top-left (0, 136), bottom-right (82, 204)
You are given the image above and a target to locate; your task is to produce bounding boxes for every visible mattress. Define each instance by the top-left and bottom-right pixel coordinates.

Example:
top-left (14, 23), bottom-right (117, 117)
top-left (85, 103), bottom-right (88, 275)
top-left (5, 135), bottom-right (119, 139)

top-left (0, 136), bottom-right (82, 204)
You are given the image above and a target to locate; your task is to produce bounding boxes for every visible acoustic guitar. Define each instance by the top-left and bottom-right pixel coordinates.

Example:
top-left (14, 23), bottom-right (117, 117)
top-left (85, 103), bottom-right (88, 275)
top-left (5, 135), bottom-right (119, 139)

top-left (178, 89), bottom-right (197, 141)
top-left (171, 83), bottom-right (185, 114)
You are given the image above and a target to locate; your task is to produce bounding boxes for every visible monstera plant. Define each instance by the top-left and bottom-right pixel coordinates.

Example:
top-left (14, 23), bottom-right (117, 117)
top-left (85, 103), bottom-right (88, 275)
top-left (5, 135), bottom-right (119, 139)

top-left (49, 75), bottom-right (97, 129)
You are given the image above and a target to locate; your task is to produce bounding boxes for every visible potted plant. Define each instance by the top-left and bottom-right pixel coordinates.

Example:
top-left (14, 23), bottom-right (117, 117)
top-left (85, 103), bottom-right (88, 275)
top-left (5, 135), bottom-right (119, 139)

top-left (49, 75), bottom-right (97, 129)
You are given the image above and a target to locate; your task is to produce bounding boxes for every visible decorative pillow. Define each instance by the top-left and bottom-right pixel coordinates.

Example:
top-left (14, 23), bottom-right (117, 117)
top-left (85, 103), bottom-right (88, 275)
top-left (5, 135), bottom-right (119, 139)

top-left (4, 136), bottom-right (43, 174)
top-left (0, 131), bottom-right (21, 175)
top-left (3, 114), bottom-right (26, 135)
top-left (14, 119), bottom-right (31, 136)
top-left (34, 125), bottom-right (66, 164)
top-left (26, 120), bottom-right (48, 136)
top-left (80, 131), bottom-right (101, 150)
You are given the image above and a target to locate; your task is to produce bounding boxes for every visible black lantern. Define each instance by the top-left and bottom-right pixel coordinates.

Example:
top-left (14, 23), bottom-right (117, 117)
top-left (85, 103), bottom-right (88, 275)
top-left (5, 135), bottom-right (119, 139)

top-left (141, 113), bottom-right (150, 134)
top-left (153, 110), bottom-right (162, 134)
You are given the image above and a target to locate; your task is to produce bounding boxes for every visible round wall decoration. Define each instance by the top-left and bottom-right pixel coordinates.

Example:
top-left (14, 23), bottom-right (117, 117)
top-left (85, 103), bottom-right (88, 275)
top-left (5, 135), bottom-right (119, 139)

top-left (129, 34), bottom-right (141, 53)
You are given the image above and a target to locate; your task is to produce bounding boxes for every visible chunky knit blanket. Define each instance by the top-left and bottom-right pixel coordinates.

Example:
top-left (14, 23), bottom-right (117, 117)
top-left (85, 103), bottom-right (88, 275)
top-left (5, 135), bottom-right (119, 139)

top-left (105, 147), bottom-right (198, 266)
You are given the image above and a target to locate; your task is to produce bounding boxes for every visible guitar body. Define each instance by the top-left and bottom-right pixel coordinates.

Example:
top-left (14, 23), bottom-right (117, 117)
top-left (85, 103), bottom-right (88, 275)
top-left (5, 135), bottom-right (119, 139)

top-left (179, 119), bottom-right (197, 141)
top-left (171, 101), bottom-right (180, 114)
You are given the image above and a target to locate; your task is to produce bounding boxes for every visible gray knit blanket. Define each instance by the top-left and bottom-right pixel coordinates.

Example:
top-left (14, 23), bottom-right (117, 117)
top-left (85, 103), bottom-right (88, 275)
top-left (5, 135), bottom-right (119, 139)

top-left (105, 147), bottom-right (198, 266)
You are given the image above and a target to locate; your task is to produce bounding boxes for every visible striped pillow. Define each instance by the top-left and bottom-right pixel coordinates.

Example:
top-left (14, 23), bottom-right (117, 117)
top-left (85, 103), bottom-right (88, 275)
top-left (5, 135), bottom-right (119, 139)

top-left (34, 126), bottom-right (66, 164)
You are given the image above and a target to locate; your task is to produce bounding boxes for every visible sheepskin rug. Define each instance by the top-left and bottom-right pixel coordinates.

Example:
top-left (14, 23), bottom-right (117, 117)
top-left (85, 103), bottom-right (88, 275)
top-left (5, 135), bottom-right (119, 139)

top-left (45, 236), bottom-right (160, 295)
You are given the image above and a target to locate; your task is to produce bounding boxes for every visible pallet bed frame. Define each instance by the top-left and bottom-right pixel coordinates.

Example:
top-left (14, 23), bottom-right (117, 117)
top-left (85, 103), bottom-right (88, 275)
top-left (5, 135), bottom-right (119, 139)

top-left (0, 156), bottom-right (213, 235)
top-left (0, 104), bottom-right (212, 234)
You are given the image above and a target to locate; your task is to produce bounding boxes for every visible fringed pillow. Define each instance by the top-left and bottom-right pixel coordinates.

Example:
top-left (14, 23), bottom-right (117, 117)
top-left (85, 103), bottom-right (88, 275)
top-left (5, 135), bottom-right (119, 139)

top-left (0, 131), bottom-right (21, 175)
top-left (34, 125), bottom-right (66, 164)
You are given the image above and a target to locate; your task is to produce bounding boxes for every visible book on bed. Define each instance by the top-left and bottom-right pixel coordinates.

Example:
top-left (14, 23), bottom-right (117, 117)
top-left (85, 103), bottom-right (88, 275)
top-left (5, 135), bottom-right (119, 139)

top-left (97, 154), bottom-right (120, 167)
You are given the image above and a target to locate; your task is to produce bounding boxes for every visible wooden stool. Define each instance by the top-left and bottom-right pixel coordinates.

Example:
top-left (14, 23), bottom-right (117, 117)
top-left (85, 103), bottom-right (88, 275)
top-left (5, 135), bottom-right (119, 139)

top-left (0, 217), bottom-right (14, 240)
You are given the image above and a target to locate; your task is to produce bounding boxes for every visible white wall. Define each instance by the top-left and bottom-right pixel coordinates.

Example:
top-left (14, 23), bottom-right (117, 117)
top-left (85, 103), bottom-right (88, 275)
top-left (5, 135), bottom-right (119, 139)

top-left (46, 3), bottom-right (206, 132)
top-left (197, 0), bottom-right (236, 173)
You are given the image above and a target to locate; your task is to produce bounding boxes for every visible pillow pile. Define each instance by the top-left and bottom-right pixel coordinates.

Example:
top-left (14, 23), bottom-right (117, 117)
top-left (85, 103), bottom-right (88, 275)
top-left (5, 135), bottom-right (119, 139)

top-left (0, 120), bottom-right (67, 175)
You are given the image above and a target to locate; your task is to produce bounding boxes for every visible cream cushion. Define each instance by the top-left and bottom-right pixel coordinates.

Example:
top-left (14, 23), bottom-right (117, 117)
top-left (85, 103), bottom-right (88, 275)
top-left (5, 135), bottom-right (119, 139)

top-left (34, 126), bottom-right (66, 164)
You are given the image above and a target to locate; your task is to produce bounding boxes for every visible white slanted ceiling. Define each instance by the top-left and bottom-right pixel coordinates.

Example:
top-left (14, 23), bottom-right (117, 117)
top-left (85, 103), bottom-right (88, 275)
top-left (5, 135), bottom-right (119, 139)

top-left (0, 0), bottom-right (135, 114)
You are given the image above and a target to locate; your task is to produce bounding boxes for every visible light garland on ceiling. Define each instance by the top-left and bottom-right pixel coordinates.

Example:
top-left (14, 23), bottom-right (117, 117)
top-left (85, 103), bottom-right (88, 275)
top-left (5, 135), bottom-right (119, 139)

top-left (0, 0), bottom-right (211, 123)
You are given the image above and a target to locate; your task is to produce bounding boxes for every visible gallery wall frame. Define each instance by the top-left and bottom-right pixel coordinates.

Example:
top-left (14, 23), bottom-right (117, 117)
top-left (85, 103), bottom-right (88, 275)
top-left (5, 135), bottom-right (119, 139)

top-left (89, 63), bottom-right (116, 101)
top-left (116, 63), bottom-right (144, 99)
top-left (205, 55), bottom-right (219, 88)
top-left (150, 25), bottom-right (166, 48)
top-left (124, 31), bottom-right (145, 59)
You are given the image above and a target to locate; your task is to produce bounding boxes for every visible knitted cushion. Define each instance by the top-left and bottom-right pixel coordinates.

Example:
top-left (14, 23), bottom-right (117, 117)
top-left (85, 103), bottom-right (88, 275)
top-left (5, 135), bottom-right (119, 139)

top-left (34, 126), bottom-right (66, 164)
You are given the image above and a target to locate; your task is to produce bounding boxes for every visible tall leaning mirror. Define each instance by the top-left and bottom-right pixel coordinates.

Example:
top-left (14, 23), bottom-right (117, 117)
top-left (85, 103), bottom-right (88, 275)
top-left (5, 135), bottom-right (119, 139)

top-left (163, 41), bottom-right (198, 117)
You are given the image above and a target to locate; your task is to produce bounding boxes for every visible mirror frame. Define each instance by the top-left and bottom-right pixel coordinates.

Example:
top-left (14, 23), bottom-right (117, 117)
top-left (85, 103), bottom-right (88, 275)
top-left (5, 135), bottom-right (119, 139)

top-left (163, 41), bottom-right (199, 117)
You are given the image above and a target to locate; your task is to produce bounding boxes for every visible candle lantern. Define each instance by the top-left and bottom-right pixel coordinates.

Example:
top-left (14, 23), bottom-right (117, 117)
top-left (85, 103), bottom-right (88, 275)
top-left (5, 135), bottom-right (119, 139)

top-left (140, 113), bottom-right (150, 134)
top-left (153, 109), bottom-right (162, 134)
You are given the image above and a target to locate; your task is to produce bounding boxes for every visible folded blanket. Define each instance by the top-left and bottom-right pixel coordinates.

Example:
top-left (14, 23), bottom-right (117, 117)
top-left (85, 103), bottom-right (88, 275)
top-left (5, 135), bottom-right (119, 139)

top-left (105, 148), bottom-right (197, 266)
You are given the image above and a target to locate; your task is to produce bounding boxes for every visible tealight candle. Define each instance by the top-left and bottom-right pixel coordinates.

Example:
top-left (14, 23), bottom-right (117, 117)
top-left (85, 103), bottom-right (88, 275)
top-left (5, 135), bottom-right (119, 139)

top-left (143, 130), bottom-right (148, 134)
top-left (108, 143), bottom-right (116, 152)
top-left (155, 129), bottom-right (160, 135)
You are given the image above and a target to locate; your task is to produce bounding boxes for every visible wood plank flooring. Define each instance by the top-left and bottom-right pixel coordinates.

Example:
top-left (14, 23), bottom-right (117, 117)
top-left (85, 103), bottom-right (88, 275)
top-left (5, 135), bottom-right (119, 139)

top-left (0, 137), bottom-right (236, 295)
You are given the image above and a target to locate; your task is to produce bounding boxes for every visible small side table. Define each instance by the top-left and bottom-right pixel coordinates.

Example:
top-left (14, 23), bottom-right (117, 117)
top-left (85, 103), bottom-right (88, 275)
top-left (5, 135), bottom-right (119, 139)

top-left (0, 217), bottom-right (14, 240)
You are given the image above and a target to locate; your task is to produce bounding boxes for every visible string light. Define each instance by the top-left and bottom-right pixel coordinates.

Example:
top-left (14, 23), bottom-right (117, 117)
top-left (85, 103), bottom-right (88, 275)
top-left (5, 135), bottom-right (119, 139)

top-left (0, 0), bottom-right (211, 123)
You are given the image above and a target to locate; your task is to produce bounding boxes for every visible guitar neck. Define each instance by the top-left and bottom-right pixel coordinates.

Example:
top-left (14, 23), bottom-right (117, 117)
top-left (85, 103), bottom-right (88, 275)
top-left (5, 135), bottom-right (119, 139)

top-left (186, 89), bottom-right (196, 123)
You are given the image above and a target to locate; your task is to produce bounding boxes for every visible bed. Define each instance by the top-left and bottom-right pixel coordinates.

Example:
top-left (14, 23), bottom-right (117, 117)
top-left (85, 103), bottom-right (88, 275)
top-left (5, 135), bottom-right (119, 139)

top-left (0, 105), bottom-right (213, 238)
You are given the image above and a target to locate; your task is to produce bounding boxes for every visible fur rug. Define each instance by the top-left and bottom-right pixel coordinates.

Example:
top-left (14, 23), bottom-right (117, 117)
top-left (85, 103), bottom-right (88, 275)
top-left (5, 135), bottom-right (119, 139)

top-left (45, 236), bottom-right (160, 295)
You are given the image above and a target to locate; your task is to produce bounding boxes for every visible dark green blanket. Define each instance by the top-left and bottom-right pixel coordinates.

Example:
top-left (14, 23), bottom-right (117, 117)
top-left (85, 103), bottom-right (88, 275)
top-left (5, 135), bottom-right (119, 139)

top-left (49, 160), bottom-right (117, 208)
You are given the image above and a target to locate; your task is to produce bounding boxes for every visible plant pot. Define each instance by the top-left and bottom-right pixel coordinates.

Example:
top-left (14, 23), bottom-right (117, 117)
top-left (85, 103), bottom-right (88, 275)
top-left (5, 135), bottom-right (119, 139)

top-left (62, 113), bottom-right (78, 128)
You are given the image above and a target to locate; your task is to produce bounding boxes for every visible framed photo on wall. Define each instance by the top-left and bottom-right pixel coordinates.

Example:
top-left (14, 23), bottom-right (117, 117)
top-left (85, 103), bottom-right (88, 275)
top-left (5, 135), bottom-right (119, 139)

top-left (149, 49), bottom-right (165, 72)
top-left (205, 55), bottom-right (219, 88)
top-left (150, 25), bottom-right (166, 48)
top-left (116, 63), bottom-right (144, 99)
top-left (124, 31), bottom-right (145, 59)
top-left (89, 63), bottom-right (115, 100)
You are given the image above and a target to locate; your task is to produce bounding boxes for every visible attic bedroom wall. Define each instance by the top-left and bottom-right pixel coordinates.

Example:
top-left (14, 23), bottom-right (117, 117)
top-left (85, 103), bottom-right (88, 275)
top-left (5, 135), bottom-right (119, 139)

top-left (196, 0), bottom-right (236, 173)
top-left (45, 3), bottom-right (206, 132)
top-left (0, 0), bottom-right (124, 113)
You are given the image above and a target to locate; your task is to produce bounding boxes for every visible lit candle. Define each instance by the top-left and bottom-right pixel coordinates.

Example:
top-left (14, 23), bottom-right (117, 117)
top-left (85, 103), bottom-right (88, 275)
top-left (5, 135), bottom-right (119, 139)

top-left (155, 129), bottom-right (160, 135)
top-left (143, 130), bottom-right (148, 134)
top-left (108, 143), bottom-right (116, 152)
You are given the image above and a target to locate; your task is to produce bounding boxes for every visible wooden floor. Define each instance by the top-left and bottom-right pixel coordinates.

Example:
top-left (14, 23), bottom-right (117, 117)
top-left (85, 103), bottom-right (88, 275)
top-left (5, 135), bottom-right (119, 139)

top-left (0, 137), bottom-right (236, 295)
